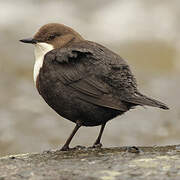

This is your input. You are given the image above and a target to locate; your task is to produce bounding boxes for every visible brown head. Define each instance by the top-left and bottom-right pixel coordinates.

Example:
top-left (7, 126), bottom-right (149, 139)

top-left (20, 23), bottom-right (84, 83)
top-left (20, 23), bottom-right (84, 49)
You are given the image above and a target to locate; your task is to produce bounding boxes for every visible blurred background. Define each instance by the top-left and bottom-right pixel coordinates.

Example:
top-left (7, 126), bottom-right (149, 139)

top-left (0, 0), bottom-right (180, 156)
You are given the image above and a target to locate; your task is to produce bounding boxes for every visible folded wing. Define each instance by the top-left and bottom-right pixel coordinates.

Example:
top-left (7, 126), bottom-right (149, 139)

top-left (44, 41), bottom-right (168, 111)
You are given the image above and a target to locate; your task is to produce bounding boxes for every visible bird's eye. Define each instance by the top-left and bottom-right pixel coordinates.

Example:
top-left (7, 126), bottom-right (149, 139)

top-left (48, 33), bottom-right (61, 41)
top-left (48, 34), bottom-right (56, 41)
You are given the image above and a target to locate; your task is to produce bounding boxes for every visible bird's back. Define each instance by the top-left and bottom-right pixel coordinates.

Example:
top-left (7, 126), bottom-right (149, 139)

top-left (37, 40), bottom-right (168, 126)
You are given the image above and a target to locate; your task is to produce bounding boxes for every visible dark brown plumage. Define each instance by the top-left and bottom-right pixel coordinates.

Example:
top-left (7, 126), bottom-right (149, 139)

top-left (20, 23), bottom-right (169, 151)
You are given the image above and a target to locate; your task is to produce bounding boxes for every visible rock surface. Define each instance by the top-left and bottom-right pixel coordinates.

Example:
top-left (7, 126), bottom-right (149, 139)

top-left (1, 145), bottom-right (180, 180)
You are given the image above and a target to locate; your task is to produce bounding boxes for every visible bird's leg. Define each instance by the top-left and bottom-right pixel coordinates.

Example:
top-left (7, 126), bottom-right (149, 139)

top-left (61, 120), bottom-right (82, 151)
top-left (92, 123), bottom-right (106, 148)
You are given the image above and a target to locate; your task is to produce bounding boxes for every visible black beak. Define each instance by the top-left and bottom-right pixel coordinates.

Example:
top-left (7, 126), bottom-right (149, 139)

top-left (19, 38), bottom-right (37, 44)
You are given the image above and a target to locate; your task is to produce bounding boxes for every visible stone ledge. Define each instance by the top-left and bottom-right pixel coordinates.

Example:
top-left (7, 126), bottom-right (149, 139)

top-left (0, 145), bottom-right (180, 180)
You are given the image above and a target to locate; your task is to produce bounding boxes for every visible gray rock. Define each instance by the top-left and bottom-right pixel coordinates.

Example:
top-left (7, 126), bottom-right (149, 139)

top-left (0, 145), bottom-right (180, 180)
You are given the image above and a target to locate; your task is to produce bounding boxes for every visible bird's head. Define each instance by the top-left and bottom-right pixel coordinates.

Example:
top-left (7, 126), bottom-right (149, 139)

top-left (20, 23), bottom-right (84, 64)
top-left (20, 23), bottom-right (84, 49)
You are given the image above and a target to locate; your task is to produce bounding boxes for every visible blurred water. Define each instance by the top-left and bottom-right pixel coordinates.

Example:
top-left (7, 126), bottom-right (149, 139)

top-left (0, 0), bottom-right (180, 156)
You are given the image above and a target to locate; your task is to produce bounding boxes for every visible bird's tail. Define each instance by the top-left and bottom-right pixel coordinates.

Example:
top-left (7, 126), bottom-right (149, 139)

top-left (124, 92), bottom-right (169, 110)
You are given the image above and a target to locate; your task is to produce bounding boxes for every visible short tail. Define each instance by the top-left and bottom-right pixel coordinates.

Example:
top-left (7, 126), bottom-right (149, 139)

top-left (124, 92), bottom-right (169, 110)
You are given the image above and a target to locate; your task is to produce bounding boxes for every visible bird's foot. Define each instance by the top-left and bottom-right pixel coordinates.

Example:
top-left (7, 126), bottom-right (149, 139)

top-left (126, 146), bottom-right (141, 153)
top-left (60, 145), bottom-right (70, 151)
top-left (91, 143), bottom-right (103, 149)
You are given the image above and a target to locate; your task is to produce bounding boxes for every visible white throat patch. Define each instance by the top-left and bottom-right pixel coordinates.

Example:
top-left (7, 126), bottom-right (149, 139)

top-left (34, 42), bottom-right (54, 83)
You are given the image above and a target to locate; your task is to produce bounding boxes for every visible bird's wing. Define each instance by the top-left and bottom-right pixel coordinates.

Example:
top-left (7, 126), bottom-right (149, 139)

top-left (44, 41), bottom-right (138, 111)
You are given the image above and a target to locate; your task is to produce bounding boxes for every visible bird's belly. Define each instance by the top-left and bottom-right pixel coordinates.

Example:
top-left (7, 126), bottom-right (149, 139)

top-left (37, 73), bottom-right (122, 126)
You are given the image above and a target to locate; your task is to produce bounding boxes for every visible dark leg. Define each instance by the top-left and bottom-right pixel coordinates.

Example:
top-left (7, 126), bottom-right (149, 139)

top-left (61, 120), bottom-right (81, 151)
top-left (92, 123), bottom-right (106, 148)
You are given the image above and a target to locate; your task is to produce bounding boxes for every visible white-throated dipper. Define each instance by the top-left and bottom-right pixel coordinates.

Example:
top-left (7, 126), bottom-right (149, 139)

top-left (20, 23), bottom-right (169, 151)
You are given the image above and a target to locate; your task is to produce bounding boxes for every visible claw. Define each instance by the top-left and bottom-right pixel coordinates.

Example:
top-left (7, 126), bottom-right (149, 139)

top-left (60, 146), bottom-right (70, 151)
top-left (92, 143), bottom-right (103, 148)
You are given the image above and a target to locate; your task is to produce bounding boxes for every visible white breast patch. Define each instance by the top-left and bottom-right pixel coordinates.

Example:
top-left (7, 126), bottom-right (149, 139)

top-left (34, 42), bottom-right (54, 83)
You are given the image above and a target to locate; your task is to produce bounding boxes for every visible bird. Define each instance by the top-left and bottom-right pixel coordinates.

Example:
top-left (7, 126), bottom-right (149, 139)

top-left (20, 23), bottom-right (169, 151)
